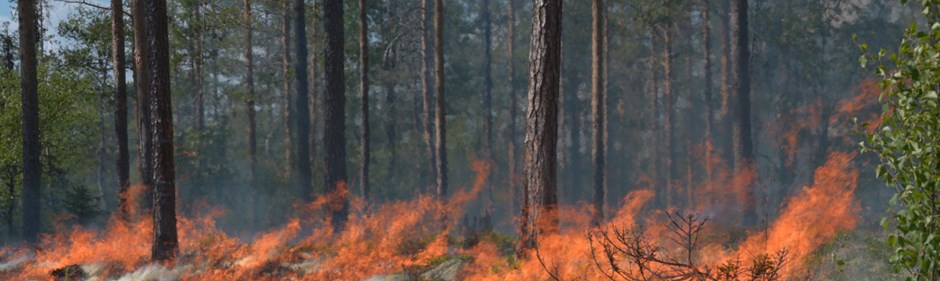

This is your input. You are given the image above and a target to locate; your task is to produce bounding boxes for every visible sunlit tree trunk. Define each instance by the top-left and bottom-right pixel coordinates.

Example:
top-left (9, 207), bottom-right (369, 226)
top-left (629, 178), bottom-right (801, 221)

top-left (132, 0), bottom-right (153, 212)
top-left (421, 0), bottom-right (436, 192)
top-left (144, 0), bottom-right (179, 262)
top-left (519, 0), bottom-right (561, 251)
top-left (18, 0), bottom-right (41, 243)
top-left (433, 0), bottom-right (446, 199)
top-left (323, 0), bottom-right (349, 229)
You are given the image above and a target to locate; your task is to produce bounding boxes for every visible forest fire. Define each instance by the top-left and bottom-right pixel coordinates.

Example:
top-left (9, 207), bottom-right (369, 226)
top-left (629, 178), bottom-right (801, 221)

top-left (0, 0), bottom-right (909, 279)
top-left (0, 149), bottom-right (862, 280)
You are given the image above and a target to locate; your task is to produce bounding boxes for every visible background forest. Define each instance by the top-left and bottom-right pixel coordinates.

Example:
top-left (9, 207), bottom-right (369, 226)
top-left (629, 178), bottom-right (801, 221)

top-left (0, 0), bottom-right (921, 280)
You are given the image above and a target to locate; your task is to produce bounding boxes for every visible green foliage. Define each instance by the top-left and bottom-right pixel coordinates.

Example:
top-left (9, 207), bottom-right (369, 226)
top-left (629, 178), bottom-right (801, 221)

top-left (860, 1), bottom-right (940, 279)
top-left (63, 185), bottom-right (101, 225)
top-left (0, 60), bottom-right (98, 231)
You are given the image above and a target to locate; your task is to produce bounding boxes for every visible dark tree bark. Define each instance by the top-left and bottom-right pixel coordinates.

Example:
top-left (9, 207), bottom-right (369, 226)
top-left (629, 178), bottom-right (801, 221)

top-left (519, 0), bottom-right (561, 251)
top-left (590, 0), bottom-right (606, 224)
top-left (111, 0), bottom-right (130, 220)
top-left (282, 1), bottom-right (292, 179)
top-left (293, 0), bottom-right (312, 202)
top-left (731, 0), bottom-right (752, 170)
top-left (433, 0), bottom-right (446, 198)
top-left (323, 0), bottom-right (349, 229)
top-left (132, 0), bottom-right (153, 211)
top-left (144, 0), bottom-right (179, 262)
top-left (420, 0), bottom-right (436, 192)
top-left (730, 0), bottom-right (754, 223)
top-left (359, 0), bottom-right (370, 200)
top-left (244, 0), bottom-right (257, 194)
top-left (481, 0), bottom-right (493, 161)
top-left (18, 0), bottom-right (41, 244)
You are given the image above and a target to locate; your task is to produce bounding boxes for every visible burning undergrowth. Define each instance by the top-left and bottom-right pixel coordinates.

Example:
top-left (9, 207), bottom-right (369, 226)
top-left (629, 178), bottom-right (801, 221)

top-left (0, 151), bottom-right (864, 281)
top-left (0, 83), bottom-right (882, 280)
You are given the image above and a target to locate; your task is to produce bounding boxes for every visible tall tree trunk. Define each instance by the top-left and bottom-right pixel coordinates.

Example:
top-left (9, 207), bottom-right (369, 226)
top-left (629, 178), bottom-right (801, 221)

top-left (282, 1), bottom-right (292, 179)
top-left (144, 0), bottom-right (179, 262)
top-left (293, 0), bottom-right (312, 202)
top-left (481, 0), bottom-right (494, 210)
top-left (718, 0), bottom-right (732, 171)
top-left (662, 14), bottom-right (675, 208)
top-left (507, 0), bottom-right (517, 222)
top-left (132, 0), bottom-right (153, 211)
top-left (433, 0), bottom-right (447, 199)
top-left (701, 0), bottom-right (713, 192)
top-left (97, 73), bottom-right (108, 211)
top-left (359, 0), bottom-right (370, 200)
top-left (420, 0), bottom-right (436, 192)
top-left (323, 0), bottom-right (349, 229)
top-left (481, 0), bottom-right (493, 161)
top-left (193, 0), bottom-right (204, 131)
top-left (308, 1), bottom-right (319, 187)
top-left (730, 0), bottom-right (754, 223)
top-left (112, 0), bottom-right (130, 219)
top-left (244, 0), bottom-right (258, 228)
top-left (648, 30), bottom-right (661, 204)
top-left (18, 0), bottom-right (41, 243)
top-left (590, 0), bottom-right (606, 224)
top-left (519, 0), bottom-right (561, 251)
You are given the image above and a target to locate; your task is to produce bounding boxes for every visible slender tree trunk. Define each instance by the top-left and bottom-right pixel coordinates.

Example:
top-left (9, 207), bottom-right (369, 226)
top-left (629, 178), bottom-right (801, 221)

top-left (519, 0), bottom-right (561, 251)
top-left (97, 75), bottom-right (108, 211)
top-left (481, 0), bottom-right (493, 161)
top-left (144, 0), bottom-right (179, 262)
top-left (282, 1), bottom-right (292, 179)
top-left (323, 0), bottom-right (349, 229)
top-left (293, 0), bottom-right (312, 202)
top-left (481, 0), bottom-right (494, 210)
top-left (359, 0), bottom-right (370, 200)
top-left (18, 0), bottom-right (41, 243)
top-left (244, 0), bottom-right (257, 198)
top-left (662, 15), bottom-right (675, 208)
top-left (132, 0), bottom-right (153, 211)
top-left (112, 0), bottom-right (130, 219)
top-left (243, 0), bottom-right (258, 228)
top-left (718, 0), bottom-right (732, 170)
top-left (731, 0), bottom-right (752, 169)
top-left (590, 0), bottom-right (606, 224)
top-left (730, 0), bottom-right (754, 223)
top-left (507, 0), bottom-right (518, 222)
top-left (193, 0), bottom-right (204, 131)
top-left (433, 0), bottom-right (447, 199)
top-left (701, 0), bottom-right (713, 192)
top-left (421, 0), bottom-right (436, 192)
top-left (308, 1), bottom-right (319, 185)
top-left (648, 30), bottom-right (661, 204)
